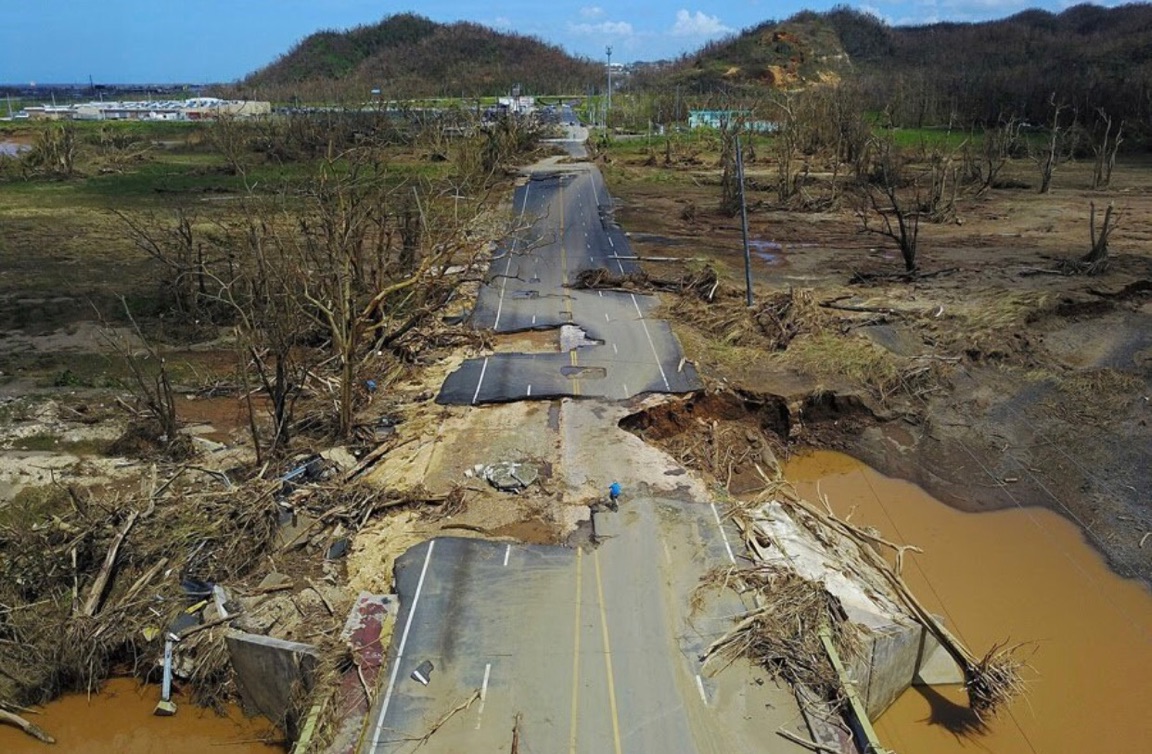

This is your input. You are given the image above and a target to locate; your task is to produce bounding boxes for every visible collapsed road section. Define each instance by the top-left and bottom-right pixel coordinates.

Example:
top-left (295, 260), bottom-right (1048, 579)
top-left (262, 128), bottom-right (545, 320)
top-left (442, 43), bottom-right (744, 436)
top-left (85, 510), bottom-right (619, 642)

top-left (437, 165), bottom-right (701, 404)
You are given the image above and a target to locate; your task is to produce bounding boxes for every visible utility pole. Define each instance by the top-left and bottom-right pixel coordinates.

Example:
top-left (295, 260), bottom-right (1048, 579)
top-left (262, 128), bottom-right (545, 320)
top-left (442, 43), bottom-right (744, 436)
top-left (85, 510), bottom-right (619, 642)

top-left (736, 134), bottom-right (753, 307)
top-left (605, 45), bottom-right (612, 129)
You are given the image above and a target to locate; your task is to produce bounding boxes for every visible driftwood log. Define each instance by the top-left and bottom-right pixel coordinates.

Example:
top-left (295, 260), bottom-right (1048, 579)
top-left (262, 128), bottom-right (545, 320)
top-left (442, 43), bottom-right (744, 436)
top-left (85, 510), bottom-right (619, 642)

top-left (0, 707), bottom-right (55, 744)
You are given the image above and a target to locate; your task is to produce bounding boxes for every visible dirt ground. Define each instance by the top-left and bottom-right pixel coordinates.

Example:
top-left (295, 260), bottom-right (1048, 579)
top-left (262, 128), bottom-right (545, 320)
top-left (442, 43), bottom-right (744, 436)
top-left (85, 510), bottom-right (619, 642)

top-left (604, 148), bottom-right (1152, 584)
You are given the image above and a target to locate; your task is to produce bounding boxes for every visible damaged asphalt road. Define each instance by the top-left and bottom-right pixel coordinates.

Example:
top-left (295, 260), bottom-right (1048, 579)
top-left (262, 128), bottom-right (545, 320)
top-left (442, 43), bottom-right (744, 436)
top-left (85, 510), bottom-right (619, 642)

top-left (363, 129), bottom-right (811, 754)
top-left (363, 501), bottom-right (809, 754)
top-left (437, 163), bottom-right (701, 405)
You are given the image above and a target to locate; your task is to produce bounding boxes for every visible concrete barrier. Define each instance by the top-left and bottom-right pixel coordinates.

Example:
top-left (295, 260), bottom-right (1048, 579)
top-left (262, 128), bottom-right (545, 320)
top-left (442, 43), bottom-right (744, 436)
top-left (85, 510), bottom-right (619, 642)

top-left (226, 631), bottom-right (318, 737)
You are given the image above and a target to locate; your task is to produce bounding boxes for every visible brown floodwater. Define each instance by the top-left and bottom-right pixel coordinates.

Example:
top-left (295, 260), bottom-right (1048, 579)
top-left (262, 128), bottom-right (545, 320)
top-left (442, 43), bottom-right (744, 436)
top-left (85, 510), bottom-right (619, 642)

top-left (784, 450), bottom-right (1152, 754)
top-left (0, 678), bottom-right (283, 753)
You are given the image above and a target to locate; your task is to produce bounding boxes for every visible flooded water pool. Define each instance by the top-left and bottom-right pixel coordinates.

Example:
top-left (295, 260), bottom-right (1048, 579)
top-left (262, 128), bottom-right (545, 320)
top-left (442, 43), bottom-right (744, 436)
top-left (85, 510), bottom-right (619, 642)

top-left (0, 141), bottom-right (30, 157)
top-left (784, 450), bottom-right (1152, 754)
top-left (0, 678), bottom-right (282, 753)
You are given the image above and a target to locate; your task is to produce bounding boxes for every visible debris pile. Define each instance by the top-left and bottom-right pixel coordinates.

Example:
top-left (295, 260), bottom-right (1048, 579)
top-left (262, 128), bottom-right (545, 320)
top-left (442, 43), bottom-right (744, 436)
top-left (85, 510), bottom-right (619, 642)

top-left (706, 472), bottom-right (1027, 723)
top-left (0, 449), bottom-right (469, 744)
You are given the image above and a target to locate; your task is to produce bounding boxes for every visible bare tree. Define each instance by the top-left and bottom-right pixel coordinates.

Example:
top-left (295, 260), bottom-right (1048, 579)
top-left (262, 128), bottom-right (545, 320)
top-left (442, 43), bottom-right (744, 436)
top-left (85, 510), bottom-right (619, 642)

top-left (859, 138), bottom-right (922, 273)
top-left (1078, 201), bottom-right (1117, 275)
top-left (204, 115), bottom-right (251, 178)
top-left (116, 208), bottom-right (219, 319)
top-left (102, 299), bottom-right (181, 454)
top-left (1090, 108), bottom-right (1123, 190)
top-left (963, 117), bottom-right (1021, 196)
top-left (22, 123), bottom-right (77, 178)
top-left (1033, 96), bottom-right (1077, 194)
top-left (923, 147), bottom-right (962, 223)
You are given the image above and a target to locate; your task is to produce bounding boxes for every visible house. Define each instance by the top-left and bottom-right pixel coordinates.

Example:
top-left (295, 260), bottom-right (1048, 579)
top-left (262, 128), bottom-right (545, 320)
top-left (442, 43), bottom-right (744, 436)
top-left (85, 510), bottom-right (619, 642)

top-left (688, 109), bottom-right (777, 133)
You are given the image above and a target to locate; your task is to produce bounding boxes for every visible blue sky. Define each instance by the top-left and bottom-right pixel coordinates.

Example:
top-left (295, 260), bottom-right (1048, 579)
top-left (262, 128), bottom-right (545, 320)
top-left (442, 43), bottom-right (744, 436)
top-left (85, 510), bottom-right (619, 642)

top-left (0, 1), bottom-right (1102, 84)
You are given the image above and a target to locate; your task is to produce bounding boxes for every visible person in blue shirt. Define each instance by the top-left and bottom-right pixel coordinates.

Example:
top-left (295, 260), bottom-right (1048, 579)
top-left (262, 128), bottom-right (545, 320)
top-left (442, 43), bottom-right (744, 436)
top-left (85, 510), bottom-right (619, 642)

top-left (608, 481), bottom-right (621, 511)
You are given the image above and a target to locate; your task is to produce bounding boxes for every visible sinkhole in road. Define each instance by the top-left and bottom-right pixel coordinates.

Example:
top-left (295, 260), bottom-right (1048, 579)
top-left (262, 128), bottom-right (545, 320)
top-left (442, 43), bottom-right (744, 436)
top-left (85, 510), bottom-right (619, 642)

top-left (559, 324), bottom-right (603, 352)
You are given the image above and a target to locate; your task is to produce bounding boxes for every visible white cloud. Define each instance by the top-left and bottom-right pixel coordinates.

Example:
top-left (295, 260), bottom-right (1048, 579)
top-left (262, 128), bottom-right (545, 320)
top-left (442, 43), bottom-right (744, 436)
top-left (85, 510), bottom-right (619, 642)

top-left (670, 9), bottom-right (733, 37)
top-left (580, 6), bottom-right (604, 18)
top-left (570, 20), bottom-right (635, 36)
top-left (489, 16), bottom-right (514, 30)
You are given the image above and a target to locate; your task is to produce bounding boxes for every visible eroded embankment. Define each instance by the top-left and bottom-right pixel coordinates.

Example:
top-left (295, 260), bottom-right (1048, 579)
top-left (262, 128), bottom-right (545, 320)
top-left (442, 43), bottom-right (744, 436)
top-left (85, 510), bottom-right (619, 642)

top-left (619, 385), bottom-right (878, 493)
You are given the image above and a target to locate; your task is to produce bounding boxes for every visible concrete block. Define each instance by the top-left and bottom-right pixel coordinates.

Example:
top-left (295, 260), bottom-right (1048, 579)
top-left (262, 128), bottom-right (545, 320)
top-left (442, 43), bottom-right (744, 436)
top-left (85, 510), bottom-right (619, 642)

top-left (914, 628), bottom-right (965, 686)
top-left (226, 631), bottom-right (318, 736)
top-left (858, 619), bottom-right (923, 719)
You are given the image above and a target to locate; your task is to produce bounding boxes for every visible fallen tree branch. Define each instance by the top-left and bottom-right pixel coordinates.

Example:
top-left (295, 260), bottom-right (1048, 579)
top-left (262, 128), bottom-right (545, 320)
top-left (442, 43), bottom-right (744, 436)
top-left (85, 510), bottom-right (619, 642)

top-left (0, 707), bottom-right (55, 744)
top-left (776, 728), bottom-right (840, 754)
top-left (414, 689), bottom-right (481, 745)
top-left (819, 295), bottom-right (904, 315)
top-left (81, 509), bottom-right (141, 617)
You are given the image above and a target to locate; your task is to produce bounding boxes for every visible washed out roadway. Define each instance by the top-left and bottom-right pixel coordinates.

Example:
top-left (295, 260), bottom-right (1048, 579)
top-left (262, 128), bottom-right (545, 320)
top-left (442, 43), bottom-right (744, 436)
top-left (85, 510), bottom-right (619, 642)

top-left (437, 156), bottom-right (701, 404)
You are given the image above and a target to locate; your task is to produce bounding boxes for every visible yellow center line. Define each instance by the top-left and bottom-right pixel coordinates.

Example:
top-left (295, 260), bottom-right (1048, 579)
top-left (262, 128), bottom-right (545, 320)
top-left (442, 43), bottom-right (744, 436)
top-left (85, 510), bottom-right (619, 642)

top-left (568, 546), bottom-right (584, 754)
top-left (593, 548), bottom-right (624, 754)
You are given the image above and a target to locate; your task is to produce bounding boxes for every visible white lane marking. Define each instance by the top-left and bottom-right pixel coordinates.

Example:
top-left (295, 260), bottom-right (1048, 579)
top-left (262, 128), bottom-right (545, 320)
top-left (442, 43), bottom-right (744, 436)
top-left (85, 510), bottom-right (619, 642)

top-left (598, 290), bottom-right (603, 298)
top-left (623, 382), bottom-right (629, 397)
top-left (590, 255), bottom-right (595, 263)
top-left (370, 540), bottom-right (437, 750)
top-left (493, 254), bottom-right (514, 331)
top-left (590, 172), bottom-right (600, 207)
top-left (475, 663), bottom-right (492, 729)
top-left (710, 502), bottom-right (737, 564)
top-left (471, 357), bottom-right (490, 405)
top-left (661, 539), bottom-right (672, 565)
top-left (608, 236), bottom-right (614, 248)
top-left (612, 343), bottom-right (618, 354)
top-left (532, 314), bottom-right (537, 325)
top-left (503, 545), bottom-right (511, 567)
top-left (527, 384), bottom-right (532, 397)
top-left (492, 183), bottom-right (532, 331)
top-left (695, 674), bottom-right (708, 705)
top-left (604, 312), bottom-right (610, 322)
top-left (630, 294), bottom-right (671, 390)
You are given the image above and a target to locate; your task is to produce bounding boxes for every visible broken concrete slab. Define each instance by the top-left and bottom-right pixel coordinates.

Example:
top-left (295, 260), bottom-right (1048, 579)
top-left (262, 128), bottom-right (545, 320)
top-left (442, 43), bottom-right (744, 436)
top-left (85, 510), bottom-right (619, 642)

top-left (320, 446), bottom-right (358, 472)
top-left (258, 572), bottom-right (293, 592)
top-left (275, 510), bottom-right (317, 550)
top-left (226, 631), bottom-right (318, 738)
top-left (483, 461), bottom-right (539, 492)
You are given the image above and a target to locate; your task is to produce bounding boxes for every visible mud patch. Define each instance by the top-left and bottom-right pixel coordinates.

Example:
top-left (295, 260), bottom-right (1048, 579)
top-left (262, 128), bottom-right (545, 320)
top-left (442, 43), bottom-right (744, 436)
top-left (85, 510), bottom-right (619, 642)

top-left (491, 517), bottom-right (563, 544)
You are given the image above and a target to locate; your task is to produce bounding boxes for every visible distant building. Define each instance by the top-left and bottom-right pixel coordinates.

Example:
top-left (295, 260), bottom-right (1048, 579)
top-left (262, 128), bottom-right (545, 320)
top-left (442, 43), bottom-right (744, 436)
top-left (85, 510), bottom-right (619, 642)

top-left (20, 98), bottom-right (270, 122)
top-left (497, 95), bottom-right (535, 115)
top-left (688, 109), bottom-right (777, 133)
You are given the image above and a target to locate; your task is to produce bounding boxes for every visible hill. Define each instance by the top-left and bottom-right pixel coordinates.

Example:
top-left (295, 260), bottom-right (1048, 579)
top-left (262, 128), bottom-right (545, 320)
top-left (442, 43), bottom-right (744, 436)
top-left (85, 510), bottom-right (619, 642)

top-left (645, 4), bottom-right (1152, 130)
top-left (830, 3), bottom-right (1152, 126)
top-left (661, 12), bottom-right (853, 93)
top-left (240, 13), bottom-right (600, 101)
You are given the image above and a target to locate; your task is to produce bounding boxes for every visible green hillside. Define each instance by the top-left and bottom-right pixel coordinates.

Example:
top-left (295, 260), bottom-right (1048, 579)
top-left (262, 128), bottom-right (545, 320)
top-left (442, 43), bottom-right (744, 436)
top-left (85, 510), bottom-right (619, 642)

top-left (242, 13), bottom-right (600, 101)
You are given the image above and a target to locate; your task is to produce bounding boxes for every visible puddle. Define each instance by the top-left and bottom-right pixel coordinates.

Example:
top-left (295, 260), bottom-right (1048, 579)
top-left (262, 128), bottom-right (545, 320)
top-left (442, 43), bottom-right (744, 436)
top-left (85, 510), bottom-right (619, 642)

top-left (0, 141), bottom-right (30, 157)
top-left (0, 677), bottom-right (282, 753)
top-left (749, 239), bottom-right (784, 265)
top-left (783, 450), bottom-right (1152, 754)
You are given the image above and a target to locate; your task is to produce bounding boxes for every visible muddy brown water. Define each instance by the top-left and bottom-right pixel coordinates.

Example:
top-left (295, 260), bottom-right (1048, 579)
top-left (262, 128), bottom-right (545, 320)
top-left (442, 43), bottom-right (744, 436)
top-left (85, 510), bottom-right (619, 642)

top-left (0, 678), bottom-right (282, 753)
top-left (784, 450), bottom-right (1152, 754)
